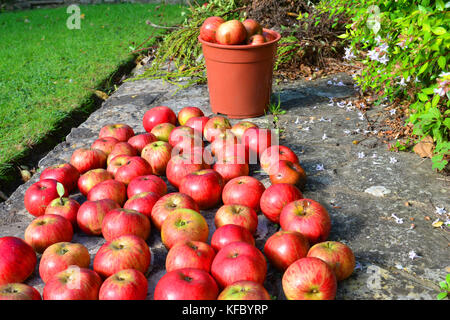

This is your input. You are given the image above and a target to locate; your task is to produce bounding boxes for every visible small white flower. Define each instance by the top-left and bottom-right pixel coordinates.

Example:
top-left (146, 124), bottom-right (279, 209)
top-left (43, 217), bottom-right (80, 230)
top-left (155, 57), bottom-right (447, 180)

top-left (327, 80), bottom-right (333, 85)
top-left (379, 43), bottom-right (389, 53)
top-left (358, 152), bottom-right (365, 159)
top-left (354, 128), bottom-right (361, 134)
top-left (378, 54), bottom-right (389, 65)
top-left (435, 206), bottom-right (447, 215)
top-left (295, 117), bottom-right (300, 124)
top-left (302, 127), bottom-right (310, 131)
top-left (343, 47), bottom-right (356, 60)
top-left (372, 153), bottom-right (378, 158)
top-left (391, 213), bottom-right (404, 224)
top-left (316, 164), bottom-right (324, 171)
top-left (389, 157), bottom-right (398, 164)
top-left (337, 102), bottom-right (346, 108)
top-left (322, 133), bottom-right (328, 140)
top-left (398, 77), bottom-right (408, 87)
top-left (434, 87), bottom-right (446, 97)
top-left (408, 250), bottom-right (420, 260)
top-left (336, 81), bottom-right (345, 86)
top-left (395, 264), bottom-right (403, 270)
top-left (343, 129), bottom-right (351, 135)
top-left (445, 219), bottom-right (450, 226)
top-left (358, 112), bottom-right (365, 120)
top-left (390, 109), bottom-right (397, 115)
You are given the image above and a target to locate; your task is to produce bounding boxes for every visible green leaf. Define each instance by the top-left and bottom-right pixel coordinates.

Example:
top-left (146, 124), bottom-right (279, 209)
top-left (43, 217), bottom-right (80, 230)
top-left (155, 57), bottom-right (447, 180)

top-left (436, 292), bottom-right (448, 300)
top-left (337, 33), bottom-right (349, 39)
top-left (56, 182), bottom-right (65, 198)
top-left (432, 27), bottom-right (446, 35)
top-left (432, 94), bottom-right (441, 107)
top-left (447, 273), bottom-right (450, 284)
top-left (436, 0), bottom-right (445, 10)
top-left (438, 56), bottom-right (446, 69)
top-left (418, 93), bottom-right (429, 101)
top-left (418, 62), bottom-right (429, 75)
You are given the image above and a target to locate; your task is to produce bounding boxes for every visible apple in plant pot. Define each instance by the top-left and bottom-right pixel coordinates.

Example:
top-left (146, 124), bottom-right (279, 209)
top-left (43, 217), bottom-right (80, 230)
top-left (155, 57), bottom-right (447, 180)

top-left (39, 242), bottom-right (90, 283)
top-left (282, 257), bottom-right (337, 300)
top-left (150, 122), bottom-right (176, 142)
top-left (24, 214), bottom-right (74, 253)
top-left (154, 267), bottom-right (219, 300)
top-left (279, 198), bottom-right (331, 244)
top-left (114, 156), bottom-right (153, 185)
top-left (211, 224), bottom-right (255, 252)
top-left (124, 191), bottom-right (160, 219)
top-left (43, 266), bottom-right (102, 300)
top-left (70, 148), bottom-right (107, 174)
top-left (93, 234), bottom-right (151, 278)
top-left (269, 160), bottom-right (307, 190)
top-left (222, 176), bottom-right (265, 212)
top-left (260, 145), bottom-right (300, 174)
top-left (242, 127), bottom-right (274, 161)
top-left (0, 283), bottom-right (41, 300)
top-left (151, 193), bottom-right (200, 231)
top-left (78, 168), bottom-right (114, 196)
top-left (213, 156), bottom-right (249, 184)
top-left (40, 163), bottom-right (80, 194)
top-left (166, 153), bottom-right (207, 189)
top-left (248, 34), bottom-right (266, 45)
top-left (260, 183), bottom-right (303, 224)
top-left (141, 141), bottom-right (172, 176)
top-left (91, 136), bottom-right (119, 156)
top-left (203, 116), bottom-right (232, 143)
top-left (77, 199), bottom-right (120, 236)
top-left (106, 142), bottom-right (137, 165)
top-left (214, 204), bottom-right (258, 234)
top-left (127, 133), bottom-right (157, 153)
top-left (263, 230), bottom-right (310, 271)
top-left (231, 121), bottom-right (258, 141)
top-left (99, 124), bottom-right (135, 142)
top-left (143, 106), bottom-right (177, 132)
top-left (107, 155), bottom-right (132, 177)
top-left (179, 169), bottom-right (224, 210)
top-left (102, 208), bottom-right (151, 241)
top-left (185, 116), bottom-right (210, 138)
top-left (161, 208), bottom-right (209, 249)
top-left (87, 179), bottom-right (127, 206)
top-left (211, 241), bottom-right (267, 288)
top-left (215, 19), bottom-right (247, 45)
top-left (166, 240), bottom-right (216, 273)
top-left (44, 197), bottom-right (80, 227)
top-left (243, 19), bottom-right (263, 39)
top-left (24, 178), bottom-right (61, 217)
top-left (0, 236), bottom-right (37, 285)
top-left (200, 16), bottom-right (225, 43)
top-left (178, 106), bottom-right (205, 126)
top-left (307, 241), bottom-right (355, 281)
top-left (218, 280), bottom-right (271, 300)
top-left (127, 174), bottom-right (167, 198)
top-left (99, 269), bottom-right (148, 300)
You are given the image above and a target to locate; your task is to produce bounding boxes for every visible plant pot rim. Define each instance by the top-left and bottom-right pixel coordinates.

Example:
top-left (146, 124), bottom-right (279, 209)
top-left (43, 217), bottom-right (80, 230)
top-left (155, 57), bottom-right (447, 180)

top-left (198, 28), bottom-right (281, 49)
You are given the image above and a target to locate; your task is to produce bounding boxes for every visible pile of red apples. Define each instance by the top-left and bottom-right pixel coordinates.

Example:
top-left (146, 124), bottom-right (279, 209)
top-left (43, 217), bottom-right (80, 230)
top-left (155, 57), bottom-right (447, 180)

top-left (0, 105), bottom-right (355, 300)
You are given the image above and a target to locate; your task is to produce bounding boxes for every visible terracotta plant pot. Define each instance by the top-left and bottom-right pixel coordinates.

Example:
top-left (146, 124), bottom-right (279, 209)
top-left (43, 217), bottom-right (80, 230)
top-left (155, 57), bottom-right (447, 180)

top-left (198, 29), bottom-right (281, 119)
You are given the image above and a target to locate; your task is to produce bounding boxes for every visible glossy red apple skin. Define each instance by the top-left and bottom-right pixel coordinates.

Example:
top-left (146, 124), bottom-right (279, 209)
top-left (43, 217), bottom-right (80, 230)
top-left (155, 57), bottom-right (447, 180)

top-left (269, 160), bottom-right (307, 189)
top-left (178, 106), bottom-right (205, 126)
top-left (242, 127), bottom-right (273, 161)
top-left (211, 224), bottom-right (255, 252)
top-left (243, 19), bottom-right (263, 38)
top-left (91, 136), bottom-right (119, 156)
top-left (215, 20), bottom-right (247, 45)
top-left (99, 124), bottom-right (135, 142)
top-left (307, 241), bottom-right (355, 281)
top-left (218, 280), bottom-right (271, 300)
top-left (260, 145), bottom-right (299, 174)
top-left (107, 155), bottom-right (132, 177)
top-left (166, 153), bottom-right (206, 189)
top-left (78, 168), bottom-right (114, 196)
top-left (106, 142), bottom-right (137, 165)
top-left (143, 106), bottom-right (177, 132)
top-left (0, 283), bottom-right (41, 300)
top-left (43, 266), bottom-right (102, 300)
top-left (248, 34), bottom-right (266, 45)
top-left (168, 126), bottom-right (196, 147)
top-left (154, 267), bottom-right (219, 300)
top-left (215, 142), bottom-right (249, 164)
top-left (179, 169), bottom-right (224, 210)
top-left (93, 234), bottom-right (151, 279)
top-left (231, 121), bottom-right (258, 141)
top-left (39, 242), bottom-right (90, 283)
top-left (185, 116), bottom-right (210, 138)
top-left (203, 116), bottom-right (232, 143)
top-left (222, 176), bottom-right (265, 212)
top-left (211, 241), bottom-right (267, 288)
top-left (127, 133), bottom-right (157, 153)
top-left (161, 208), bottom-right (209, 249)
top-left (264, 230), bottom-right (310, 271)
top-left (87, 179), bottom-right (127, 207)
top-left (101, 208), bottom-right (151, 242)
top-left (70, 148), bottom-right (107, 174)
top-left (150, 122), bottom-right (176, 142)
top-left (282, 257), bottom-right (337, 300)
top-left (200, 16), bottom-right (225, 43)
top-left (166, 240), bottom-right (216, 273)
top-left (44, 197), bottom-right (80, 227)
top-left (260, 183), bottom-right (303, 224)
top-left (124, 191), bottom-right (160, 219)
top-left (24, 179), bottom-right (61, 217)
top-left (210, 131), bottom-right (238, 156)
top-left (279, 198), bottom-right (331, 244)
top-left (151, 193), bottom-right (200, 231)
top-left (114, 156), bottom-right (153, 185)
top-left (24, 214), bottom-right (74, 254)
top-left (99, 269), bottom-right (148, 300)
top-left (0, 237), bottom-right (37, 285)
top-left (213, 156), bottom-right (249, 184)
top-left (141, 141), bottom-right (173, 176)
top-left (214, 204), bottom-right (258, 234)
top-left (172, 137), bottom-right (205, 156)
top-left (127, 175), bottom-right (167, 198)
top-left (40, 163), bottom-right (80, 194)
top-left (77, 199), bottom-right (120, 236)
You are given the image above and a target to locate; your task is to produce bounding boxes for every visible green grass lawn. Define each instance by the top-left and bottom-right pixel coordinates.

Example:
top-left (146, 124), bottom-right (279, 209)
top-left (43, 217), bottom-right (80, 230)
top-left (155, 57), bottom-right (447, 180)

top-left (0, 3), bottom-right (186, 182)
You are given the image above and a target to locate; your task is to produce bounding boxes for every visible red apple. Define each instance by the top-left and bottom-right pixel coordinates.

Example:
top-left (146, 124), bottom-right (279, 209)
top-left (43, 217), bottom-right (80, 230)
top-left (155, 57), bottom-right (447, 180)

top-left (78, 168), bottom-right (114, 195)
top-left (262, 30), bottom-right (276, 41)
top-left (243, 19), bottom-right (263, 38)
top-left (279, 198), bottom-right (331, 244)
top-left (215, 20), bottom-right (247, 45)
top-left (99, 269), bottom-right (148, 300)
top-left (151, 193), bottom-right (200, 231)
top-left (24, 214), bottom-right (73, 253)
top-left (210, 130), bottom-right (238, 156)
top-left (260, 145), bottom-right (300, 174)
top-left (141, 141), bottom-right (172, 175)
top-left (106, 142), bottom-right (137, 165)
top-left (166, 240), bottom-right (216, 273)
top-left (172, 136), bottom-right (204, 156)
top-left (0, 283), bottom-right (41, 300)
top-left (307, 241), bottom-right (355, 281)
top-left (143, 106), bottom-right (177, 132)
top-left (248, 34), bottom-right (266, 45)
top-left (124, 191), bottom-right (160, 219)
top-left (127, 133), bottom-right (157, 153)
top-left (93, 234), bottom-right (151, 278)
top-left (178, 106), bottom-right (205, 126)
top-left (44, 197), bottom-right (80, 227)
top-left (150, 122), bottom-right (176, 142)
top-left (231, 121), bottom-right (258, 141)
top-left (127, 174), bottom-right (167, 198)
top-left (215, 142), bottom-right (249, 164)
top-left (211, 224), bottom-right (255, 252)
top-left (24, 179), bottom-right (61, 217)
top-left (77, 199), bottom-right (120, 236)
top-left (260, 183), bottom-right (303, 224)
top-left (168, 125), bottom-right (196, 147)
top-left (179, 169), bottom-right (224, 210)
top-left (43, 266), bottom-right (102, 300)
top-left (242, 127), bottom-right (274, 161)
top-left (161, 208), bottom-right (209, 249)
top-left (91, 136), bottom-right (119, 156)
top-left (166, 153), bottom-right (206, 189)
top-left (0, 237), bottom-right (37, 285)
top-left (185, 116), bottom-right (210, 138)
top-left (211, 241), bottom-right (267, 288)
top-left (70, 148), bottom-right (107, 174)
top-left (101, 208), bottom-right (151, 241)
top-left (154, 268), bottom-right (219, 300)
top-left (203, 116), bottom-right (232, 143)
top-left (40, 163), bottom-right (80, 194)
top-left (114, 156), bottom-right (153, 185)
top-left (200, 16), bottom-right (225, 43)
top-left (264, 230), bottom-right (310, 271)
top-left (39, 242), bottom-right (90, 283)
top-left (214, 204), bottom-right (258, 234)
top-left (269, 160), bottom-right (307, 189)
top-left (99, 124), bottom-right (135, 142)
top-left (107, 155), bottom-right (132, 177)
top-left (282, 257), bottom-right (337, 300)
top-left (213, 156), bottom-right (249, 184)
top-left (222, 176), bottom-right (265, 212)
top-left (218, 280), bottom-right (271, 300)
top-left (87, 179), bottom-right (127, 206)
